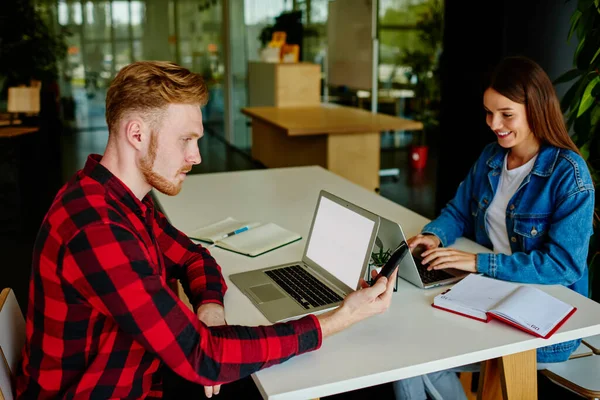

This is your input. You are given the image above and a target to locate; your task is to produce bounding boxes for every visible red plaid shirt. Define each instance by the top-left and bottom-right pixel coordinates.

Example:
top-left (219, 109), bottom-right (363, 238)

top-left (16, 155), bottom-right (322, 399)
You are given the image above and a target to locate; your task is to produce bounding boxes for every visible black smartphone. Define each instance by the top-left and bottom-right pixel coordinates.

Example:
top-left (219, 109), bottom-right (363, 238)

top-left (372, 241), bottom-right (409, 285)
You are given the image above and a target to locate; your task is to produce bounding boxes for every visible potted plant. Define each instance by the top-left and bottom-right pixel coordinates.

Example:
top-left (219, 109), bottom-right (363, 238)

top-left (0, 0), bottom-right (68, 112)
top-left (369, 247), bottom-right (398, 291)
top-left (554, 0), bottom-right (600, 301)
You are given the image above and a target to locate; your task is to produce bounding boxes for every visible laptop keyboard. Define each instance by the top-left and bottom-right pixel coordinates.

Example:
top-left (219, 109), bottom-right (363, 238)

top-left (265, 265), bottom-right (344, 309)
top-left (414, 256), bottom-right (454, 284)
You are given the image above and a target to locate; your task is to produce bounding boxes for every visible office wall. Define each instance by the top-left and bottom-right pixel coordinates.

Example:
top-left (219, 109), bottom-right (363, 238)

top-left (435, 0), bottom-right (578, 215)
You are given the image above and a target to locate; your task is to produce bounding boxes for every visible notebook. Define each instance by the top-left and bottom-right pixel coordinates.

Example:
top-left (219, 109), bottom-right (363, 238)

top-left (432, 274), bottom-right (577, 339)
top-left (189, 217), bottom-right (302, 257)
top-left (229, 190), bottom-right (380, 323)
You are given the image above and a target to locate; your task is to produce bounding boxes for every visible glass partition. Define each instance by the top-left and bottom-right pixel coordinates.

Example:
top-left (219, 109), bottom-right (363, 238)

top-left (42, 0), bottom-right (442, 152)
top-left (51, 0), bottom-right (224, 137)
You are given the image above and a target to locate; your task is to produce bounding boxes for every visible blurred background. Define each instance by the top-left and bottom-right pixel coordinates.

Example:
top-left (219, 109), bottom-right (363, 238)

top-left (3, 0), bottom-right (442, 151)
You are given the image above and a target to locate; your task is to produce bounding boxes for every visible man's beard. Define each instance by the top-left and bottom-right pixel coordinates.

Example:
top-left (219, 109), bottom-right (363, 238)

top-left (139, 132), bottom-right (190, 196)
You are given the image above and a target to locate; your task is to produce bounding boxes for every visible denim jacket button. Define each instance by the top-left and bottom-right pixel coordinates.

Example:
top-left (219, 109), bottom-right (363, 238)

top-left (531, 228), bottom-right (538, 236)
top-left (511, 237), bottom-right (517, 243)
top-left (509, 204), bottom-right (515, 210)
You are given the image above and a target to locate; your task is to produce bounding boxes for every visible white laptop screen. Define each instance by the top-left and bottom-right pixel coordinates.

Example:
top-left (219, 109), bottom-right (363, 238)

top-left (305, 196), bottom-right (376, 288)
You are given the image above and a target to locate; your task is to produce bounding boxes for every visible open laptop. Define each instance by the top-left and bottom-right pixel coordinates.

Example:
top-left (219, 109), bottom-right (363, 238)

top-left (230, 190), bottom-right (380, 323)
top-left (395, 223), bottom-right (468, 289)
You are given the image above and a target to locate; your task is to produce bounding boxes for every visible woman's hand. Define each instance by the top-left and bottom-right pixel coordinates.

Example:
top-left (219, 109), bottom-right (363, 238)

top-left (407, 233), bottom-right (441, 250)
top-left (420, 247), bottom-right (478, 273)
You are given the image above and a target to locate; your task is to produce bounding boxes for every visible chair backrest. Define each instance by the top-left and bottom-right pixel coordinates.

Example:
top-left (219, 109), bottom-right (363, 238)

top-left (582, 334), bottom-right (600, 355)
top-left (0, 288), bottom-right (26, 400)
top-left (541, 341), bottom-right (600, 399)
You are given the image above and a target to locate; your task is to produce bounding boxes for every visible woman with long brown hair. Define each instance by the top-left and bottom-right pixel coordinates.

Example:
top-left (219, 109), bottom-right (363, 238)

top-left (394, 56), bottom-right (595, 399)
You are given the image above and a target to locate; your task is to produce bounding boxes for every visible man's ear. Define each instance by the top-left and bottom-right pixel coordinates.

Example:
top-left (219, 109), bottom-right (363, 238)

top-left (124, 119), bottom-right (147, 151)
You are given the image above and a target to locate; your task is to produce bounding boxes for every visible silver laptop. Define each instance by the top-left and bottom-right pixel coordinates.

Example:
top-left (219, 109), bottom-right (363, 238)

top-left (395, 223), bottom-right (468, 289)
top-left (230, 190), bottom-right (380, 323)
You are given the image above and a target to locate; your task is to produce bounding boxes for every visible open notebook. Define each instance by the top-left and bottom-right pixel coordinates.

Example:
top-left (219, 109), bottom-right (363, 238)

top-left (432, 274), bottom-right (576, 339)
top-left (189, 217), bottom-right (302, 257)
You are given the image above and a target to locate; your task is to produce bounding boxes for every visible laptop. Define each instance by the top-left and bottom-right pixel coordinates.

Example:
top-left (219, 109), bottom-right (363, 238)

top-left (395, 223), bottom-right (468, 289)
top-left (229, 190), bottom-right (380, 323)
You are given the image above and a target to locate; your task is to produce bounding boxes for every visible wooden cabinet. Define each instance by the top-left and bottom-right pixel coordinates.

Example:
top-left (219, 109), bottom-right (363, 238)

top-left (247, 62), bottom-right (321, 108)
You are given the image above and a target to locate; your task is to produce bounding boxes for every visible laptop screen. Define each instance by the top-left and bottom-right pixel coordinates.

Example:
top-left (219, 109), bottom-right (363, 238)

top-left (305, 196), bottom-right (376, 288)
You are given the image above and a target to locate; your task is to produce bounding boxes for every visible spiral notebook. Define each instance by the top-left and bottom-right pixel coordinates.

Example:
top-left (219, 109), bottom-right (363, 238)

top-left (189, 217), bottom-right (302, 257)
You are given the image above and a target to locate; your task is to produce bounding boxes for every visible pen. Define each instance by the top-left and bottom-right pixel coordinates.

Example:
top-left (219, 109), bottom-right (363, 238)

top-left (222, 224), bottom-right (257, 239)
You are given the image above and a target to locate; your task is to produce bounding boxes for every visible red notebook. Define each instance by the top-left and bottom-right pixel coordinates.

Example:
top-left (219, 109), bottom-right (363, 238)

top-left (432, 274), bottom-right (576, 339)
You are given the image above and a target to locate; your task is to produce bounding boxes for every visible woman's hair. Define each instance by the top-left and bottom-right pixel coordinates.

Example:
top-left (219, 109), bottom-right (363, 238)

top-left (105, 61), bottom-right (208, 134)
top-left (487, 56), bottom-right (581, 156)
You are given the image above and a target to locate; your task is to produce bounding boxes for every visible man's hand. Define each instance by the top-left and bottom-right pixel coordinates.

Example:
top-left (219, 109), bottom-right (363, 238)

top-left (197, 303), bottom-right (226, 398)
top-left (407, 233), bottom-right (441, 250)
top-left (197, 303), bottom-right (226, 327)
top-left (420, 247), bottom-right (477, 273)
top-left (318, 269), bottom-right (397, 338)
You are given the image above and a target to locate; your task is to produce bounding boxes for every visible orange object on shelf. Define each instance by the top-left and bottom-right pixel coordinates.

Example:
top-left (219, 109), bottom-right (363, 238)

top-left (281, 44), bottom-right (299, 63)
top-left (268, 31), bottom-right (286, 48)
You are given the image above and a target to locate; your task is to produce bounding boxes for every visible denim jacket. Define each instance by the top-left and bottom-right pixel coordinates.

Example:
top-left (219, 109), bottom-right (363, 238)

top-left (423, 142), bottom-right (595, 363)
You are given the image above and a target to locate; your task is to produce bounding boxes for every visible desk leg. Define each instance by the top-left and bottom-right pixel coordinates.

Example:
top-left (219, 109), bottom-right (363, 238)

top-left (478, 349), bottom-right (537, 400)
top-left (327, 132), bottom-right (380, 192)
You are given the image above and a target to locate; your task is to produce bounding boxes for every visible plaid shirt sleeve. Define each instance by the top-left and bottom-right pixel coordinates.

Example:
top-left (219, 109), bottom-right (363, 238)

top-left (152, 208), bottom-right (227, 310)
top-left (62, 222), bottom-right (322, 385)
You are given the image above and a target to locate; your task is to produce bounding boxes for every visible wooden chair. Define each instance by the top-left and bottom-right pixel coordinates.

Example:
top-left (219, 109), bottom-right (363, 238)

top-left (459, 342), bottom-right (596, 400)
top-left (569, 341), bottom-right (595, 359)
top-left (0, 288), bottom-right (26, 400)
top-left (540, 341), bottom-right (600, 399)
top-left (582, 334), bottom-right (600, 355)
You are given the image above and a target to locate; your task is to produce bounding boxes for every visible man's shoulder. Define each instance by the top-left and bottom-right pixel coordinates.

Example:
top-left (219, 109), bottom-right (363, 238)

top-left (45, 175), bottom-right (128, 243)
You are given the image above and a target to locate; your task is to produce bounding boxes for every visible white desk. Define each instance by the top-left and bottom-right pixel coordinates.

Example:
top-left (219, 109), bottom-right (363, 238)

top-left (153, 166), bottom-right (600, 400)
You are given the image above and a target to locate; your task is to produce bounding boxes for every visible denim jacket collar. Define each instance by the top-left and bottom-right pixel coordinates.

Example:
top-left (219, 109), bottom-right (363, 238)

top-left (485, 144), bottom-right (560, 177)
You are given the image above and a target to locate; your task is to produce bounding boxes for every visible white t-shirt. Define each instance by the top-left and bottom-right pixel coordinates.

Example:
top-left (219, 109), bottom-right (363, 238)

top-left (486, 153), bottom-right (538, 255)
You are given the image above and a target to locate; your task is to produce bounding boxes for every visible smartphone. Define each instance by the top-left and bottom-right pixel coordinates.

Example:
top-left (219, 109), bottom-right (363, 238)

top-left (372, 241), bottom-right (409, 285)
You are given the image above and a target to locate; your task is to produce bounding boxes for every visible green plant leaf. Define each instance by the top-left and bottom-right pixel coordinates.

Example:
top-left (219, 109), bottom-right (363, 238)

top-left (578, 33), bottom-right (600, 69)
top-left (580, 141), bottom-right (591, 160)
top-left (592, 46), bottom-right (600, 65)
top-left (578, 0), bottom-right (594, 12)
top-left (554, 68), bottom-right (584, 84)
top-left (576, 7), bottom-right (593, 40)
top-left (592, 104), bottom-right (600, 128)
top-left (567, 108), bottom-right (579, 131)
top-left (578, 75), bottom-right (600, 117)
top-left (561, 74), bottom-right (586, 113)
top-left (574, 37), bottom-right (586, 66)
top-left (568, 10), bottom-right (582, 40)
top-left (590, 103), bottom-right (600, 130)
top-left (575, 107), bottom-right (592, 145)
